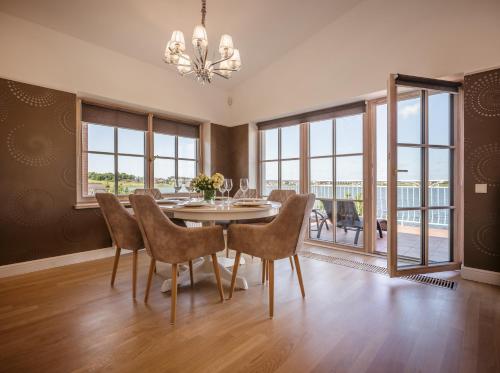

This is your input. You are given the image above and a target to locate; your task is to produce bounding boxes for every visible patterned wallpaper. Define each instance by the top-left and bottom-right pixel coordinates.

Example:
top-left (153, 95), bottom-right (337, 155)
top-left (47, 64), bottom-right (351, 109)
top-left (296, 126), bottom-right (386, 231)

top-left (464, 69), bottom-right (500, 272)
top-left (0, 78), bottom-right (110, 265)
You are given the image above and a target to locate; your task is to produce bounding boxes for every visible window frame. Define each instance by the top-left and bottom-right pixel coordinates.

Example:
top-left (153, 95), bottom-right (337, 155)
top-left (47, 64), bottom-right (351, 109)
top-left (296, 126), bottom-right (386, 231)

top-left (76, 99), bottom-right (202, 206)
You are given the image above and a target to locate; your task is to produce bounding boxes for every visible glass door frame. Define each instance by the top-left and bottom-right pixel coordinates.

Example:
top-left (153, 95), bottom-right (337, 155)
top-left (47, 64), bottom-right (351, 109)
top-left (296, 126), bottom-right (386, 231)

top-left (387, 73), bottom-right (463, 277)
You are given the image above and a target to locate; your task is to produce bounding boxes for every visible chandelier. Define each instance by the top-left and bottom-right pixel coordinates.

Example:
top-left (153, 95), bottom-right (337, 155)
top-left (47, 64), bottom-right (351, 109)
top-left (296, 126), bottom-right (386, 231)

top-left (163, 0), bottom-right (242, 84)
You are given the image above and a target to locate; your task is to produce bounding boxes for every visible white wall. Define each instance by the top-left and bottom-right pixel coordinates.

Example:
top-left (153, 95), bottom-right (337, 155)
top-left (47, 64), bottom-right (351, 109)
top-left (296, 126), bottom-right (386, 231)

top-left (228, 0), bottom-right (500, 124)
top-left (0, 12), bottom-right (230, 124)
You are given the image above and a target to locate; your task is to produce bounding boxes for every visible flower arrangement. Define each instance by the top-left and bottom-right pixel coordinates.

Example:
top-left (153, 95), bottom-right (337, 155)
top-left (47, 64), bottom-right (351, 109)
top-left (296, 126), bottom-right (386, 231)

top-left (191, 172), bottom-right (224, 201)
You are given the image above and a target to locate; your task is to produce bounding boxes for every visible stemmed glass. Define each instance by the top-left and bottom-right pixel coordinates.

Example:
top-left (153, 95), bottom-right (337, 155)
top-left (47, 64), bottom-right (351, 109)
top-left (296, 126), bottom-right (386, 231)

top-left (225, 179), bottom-right (233, 204)
top-left (240, 178), bottom-right (249, 199)
top-left (174, 178), bottom-right (182, 193)
top-left (218, 182), bottom-right (227, 203)
top-left (185, 179), bottom-right (193, 200)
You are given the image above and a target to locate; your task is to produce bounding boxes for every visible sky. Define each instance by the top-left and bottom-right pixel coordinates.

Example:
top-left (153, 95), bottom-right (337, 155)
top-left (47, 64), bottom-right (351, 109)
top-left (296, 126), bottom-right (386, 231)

top-left (86, 92), bottom-right (451, 184)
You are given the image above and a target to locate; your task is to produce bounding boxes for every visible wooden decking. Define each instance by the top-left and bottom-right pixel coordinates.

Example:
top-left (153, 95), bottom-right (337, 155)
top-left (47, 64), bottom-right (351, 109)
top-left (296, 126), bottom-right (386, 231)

top-left (0, 248), bottom-right (499, 372)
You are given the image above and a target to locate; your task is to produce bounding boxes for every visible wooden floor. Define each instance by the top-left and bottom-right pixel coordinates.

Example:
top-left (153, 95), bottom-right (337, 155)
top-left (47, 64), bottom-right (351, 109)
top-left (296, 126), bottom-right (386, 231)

top-left (1, 248), bottom-right (499, 373)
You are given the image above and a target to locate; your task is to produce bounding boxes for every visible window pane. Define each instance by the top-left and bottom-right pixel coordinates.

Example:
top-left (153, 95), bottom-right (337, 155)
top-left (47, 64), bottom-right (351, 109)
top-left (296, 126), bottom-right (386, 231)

top-left (335, 199), bottom-right (363, 247)
top-left (85, 123), bottom-right (114, 153)
top-left (262, 129), bottom-right (278, 160)
top-left (178, 160), bottom-right (196, 180)
top-left (336, 156), bottom-right (363, 200)
top-left (429, 92), bottom-right (451, 146)
top-left (310, 120), bottom-right (333, 157)
top-left (281, 160), bottom-right (300, 192)
top-left (118, 128), bottom-right (144, 155)
top-left (154, 133), bottom-right (175, 157)
top-left (397, 95), bottom-right (421, 144)
top-left (281, 125), bottom-right (300, 159)
top-left (178, 137), bottom-right (197, 159)
top-left (397, 210), bottom-right (422, 266)
top-left (429, 209), bottom-right (451, 263)
top-left (429, 149), bottom-right (450, 206)
top-left (397, 147), bottom-right (421, 208)
top-left (117, 156), bottom-right (144, 195)
top-left (85, 153), bottom-right (115, 195)
top-left (262, 161), bottom-right (278, 196)
top-left (336, 114), bottom-right (363, 155)
top-left (154, 158), bottom-right (175, 193)
top-left (310, 157), bottom-right (333, 199)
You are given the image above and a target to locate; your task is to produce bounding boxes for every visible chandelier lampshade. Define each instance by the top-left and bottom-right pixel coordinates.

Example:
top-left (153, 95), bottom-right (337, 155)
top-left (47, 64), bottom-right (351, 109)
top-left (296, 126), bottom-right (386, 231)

top-left (162, 0), bottom-right (241, 84)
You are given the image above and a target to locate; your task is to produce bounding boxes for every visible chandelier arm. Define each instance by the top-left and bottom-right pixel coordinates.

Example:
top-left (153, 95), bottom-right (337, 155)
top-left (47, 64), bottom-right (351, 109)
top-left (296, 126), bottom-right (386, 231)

top-left (209, 51), bottom-right (235, 67)
top-left (212, 71), bottom-right (230, 79)
top-left (213, 68), bottom-right (239, 72)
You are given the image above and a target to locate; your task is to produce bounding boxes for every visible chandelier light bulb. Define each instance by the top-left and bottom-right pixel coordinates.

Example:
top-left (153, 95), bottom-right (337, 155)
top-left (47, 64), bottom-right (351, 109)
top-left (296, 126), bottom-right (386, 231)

top-left (192, 25), bottom-right (208, 48)
top-left (170, 30), bottom-right (186, 52)
top-left (219, 34), bottom-right (234, 57)
top-left (228, 49), bottom-right (241, 70)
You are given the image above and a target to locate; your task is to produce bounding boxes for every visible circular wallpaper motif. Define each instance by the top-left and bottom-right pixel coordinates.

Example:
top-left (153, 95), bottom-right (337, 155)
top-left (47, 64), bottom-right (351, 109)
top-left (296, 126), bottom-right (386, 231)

top-left (7, 80), bottom-right (57, 107)
top-left (7, 189), bottom-right (57, 227)
top-left (470, 213), bottom-right (500, 257)
top-left (467, 143), bottom-right (500, 186)
top-left (7, 124), bottom-right (56, 167)
top-left (0, 97), bottom-right (8, 124)
top-left (55, 101), bottom-right (75, 135)
top-left (60, 166), bottom-right (76, 190)
top-left (466, 71), bottom-right (500, 119)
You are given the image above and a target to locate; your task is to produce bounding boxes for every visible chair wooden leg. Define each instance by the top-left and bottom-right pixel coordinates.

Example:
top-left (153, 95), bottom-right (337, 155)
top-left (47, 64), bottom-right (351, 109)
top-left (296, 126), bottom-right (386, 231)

top-left (293, 254), bottom-right (305, 298)
top-left (132, 250), bottom-right (138, 299)
top-left (211, 254), bottom-right (225, 302)
top-left (289, 256), bottom-right (295, 270)
top-left (266, 260), bottom-right (269, 283)
top-left (229, 252), bottom-right (241, 299)
top-left (170, 263), bottom-right (178, 324)
top-left (144, 257), bottom-right (156, 303)
top-left (261, 259), bottom-right (266, 284)
top-left (189, 260), bottom-right (194, 288)
top-left (268, 260), bottom-right (274, 318)
top-left (110, 246), bottom-right (121, 286)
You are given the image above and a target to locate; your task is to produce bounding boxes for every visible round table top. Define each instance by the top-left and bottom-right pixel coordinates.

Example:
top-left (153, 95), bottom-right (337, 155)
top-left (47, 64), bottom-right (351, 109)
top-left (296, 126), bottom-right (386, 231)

top-left (159, 200), bottom-right (281, 221)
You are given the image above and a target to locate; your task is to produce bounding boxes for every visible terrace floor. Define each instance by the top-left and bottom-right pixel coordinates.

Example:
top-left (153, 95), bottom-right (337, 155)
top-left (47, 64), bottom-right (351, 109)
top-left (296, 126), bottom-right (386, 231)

top-left (309, 219), bottom-right (451, 264)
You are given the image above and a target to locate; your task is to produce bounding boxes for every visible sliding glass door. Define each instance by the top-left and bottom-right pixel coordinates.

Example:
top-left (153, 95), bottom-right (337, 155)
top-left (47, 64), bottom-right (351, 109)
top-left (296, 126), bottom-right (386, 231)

top-left (387, 74), bottom-right (461, 276)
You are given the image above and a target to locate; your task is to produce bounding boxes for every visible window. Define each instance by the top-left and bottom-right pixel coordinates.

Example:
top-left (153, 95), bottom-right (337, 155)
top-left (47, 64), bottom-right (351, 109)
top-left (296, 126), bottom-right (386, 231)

top-left (154, 134), bottom-right (198, 193)
top-left (259, 124), bottom-right (301, 196)
top-left (82, 123), bottom-right (145, 196)
top-left (78, 102), bottom-right (200, 202)
top-left (308, 114), bottom-right (364, 247)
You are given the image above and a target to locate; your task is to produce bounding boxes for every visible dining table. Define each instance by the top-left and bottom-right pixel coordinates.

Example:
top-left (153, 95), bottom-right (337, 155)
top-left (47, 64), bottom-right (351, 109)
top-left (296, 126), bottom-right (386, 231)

top-left (154, 199), bottom-right (281, 292)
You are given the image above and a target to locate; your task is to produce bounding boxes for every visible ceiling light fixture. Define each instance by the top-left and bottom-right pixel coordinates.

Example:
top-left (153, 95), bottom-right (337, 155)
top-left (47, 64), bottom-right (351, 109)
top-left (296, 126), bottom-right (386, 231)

top-left (163, 0), bottom-right (242, 84)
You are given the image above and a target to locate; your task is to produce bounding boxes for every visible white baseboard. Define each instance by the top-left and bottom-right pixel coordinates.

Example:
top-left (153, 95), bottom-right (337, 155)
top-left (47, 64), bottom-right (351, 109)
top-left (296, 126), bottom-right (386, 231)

top-left (0, 247), bottom-right (121, 279)
top-left (461, 265), bottom-right (500, 286)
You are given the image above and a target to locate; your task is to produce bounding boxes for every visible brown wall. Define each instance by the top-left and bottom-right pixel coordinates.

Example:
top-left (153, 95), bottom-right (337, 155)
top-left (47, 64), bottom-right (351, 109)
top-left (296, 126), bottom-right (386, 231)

top-left (210, 123), bottom-right (249, 195)
top-left (464, 68), bottom-right (500, 273)
top-left (0, 78), bottom-right (110, 265)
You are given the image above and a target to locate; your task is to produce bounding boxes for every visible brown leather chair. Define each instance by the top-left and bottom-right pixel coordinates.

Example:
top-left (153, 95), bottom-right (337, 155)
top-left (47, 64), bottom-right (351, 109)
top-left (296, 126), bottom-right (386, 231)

top-left (133, 188), bottom-right (163, 200)
top-left (129, 194), bottom-right (226, 324)
top-left (267, 189), bottom-right (296, 204)
top-left (96, 193), bottom-right (144, 299)
top-left (227, 193), bottom-right (315, 318)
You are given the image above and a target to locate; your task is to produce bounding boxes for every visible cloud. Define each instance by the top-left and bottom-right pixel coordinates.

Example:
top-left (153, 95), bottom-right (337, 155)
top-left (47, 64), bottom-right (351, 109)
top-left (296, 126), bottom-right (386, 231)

top-left (399, 103), bottom-right (419, 119)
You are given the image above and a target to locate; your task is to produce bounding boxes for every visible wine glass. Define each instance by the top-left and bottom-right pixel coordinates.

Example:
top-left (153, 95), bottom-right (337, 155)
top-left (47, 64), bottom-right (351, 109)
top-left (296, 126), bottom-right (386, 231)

top-left (185, 179), bottom-right (193, 200)
top-left (218, 182), bottom-right (227, 203)
top-left (225, 179), bottom-right (233, 204)
top-left (240, 178), bottom-right (249, 199)
top-left (174, 179), bottom-right (182, 193)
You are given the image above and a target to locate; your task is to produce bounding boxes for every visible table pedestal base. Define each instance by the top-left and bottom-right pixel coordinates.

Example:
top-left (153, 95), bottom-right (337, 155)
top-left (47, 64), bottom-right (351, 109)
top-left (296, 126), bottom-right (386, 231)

top-left (159, 255), bottom-right (248, 292)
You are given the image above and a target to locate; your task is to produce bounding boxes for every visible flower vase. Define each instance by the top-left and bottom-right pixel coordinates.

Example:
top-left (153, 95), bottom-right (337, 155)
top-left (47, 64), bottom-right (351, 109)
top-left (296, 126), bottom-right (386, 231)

top-left (203, 189), bottom-right (216, 203)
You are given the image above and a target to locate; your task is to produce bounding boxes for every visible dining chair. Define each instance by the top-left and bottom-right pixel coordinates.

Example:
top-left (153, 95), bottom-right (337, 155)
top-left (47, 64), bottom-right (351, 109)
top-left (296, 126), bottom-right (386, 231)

top-left (129, 194), bottom-right (225, 324)
top-left (233, 188), bottom-right (257, 199)
top-left (96, 193), bottom-right (144, 299)
top-left (133, 188), bottom-right (163, 200)
top-left (227, 193), bottom-right (315, 318)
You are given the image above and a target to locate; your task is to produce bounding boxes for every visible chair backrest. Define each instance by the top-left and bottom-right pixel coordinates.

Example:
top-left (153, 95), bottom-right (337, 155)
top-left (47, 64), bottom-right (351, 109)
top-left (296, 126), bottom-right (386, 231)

top-left (133, 188), bottom-right (163, 200)
top-left (268, 193), bottom-right (316, 257)
top-left (267, 189), bottom-right (296, 205)
top-left (129, 194), bottom-right (199, 263)
top-left (336, 200), bottom-right (361, 227)
top-left (320, 198), bottom-right (333, 218)
top-left (233, 188), bottom-right (257, 199)
top-left (95, 193), bottom-right (143, 251)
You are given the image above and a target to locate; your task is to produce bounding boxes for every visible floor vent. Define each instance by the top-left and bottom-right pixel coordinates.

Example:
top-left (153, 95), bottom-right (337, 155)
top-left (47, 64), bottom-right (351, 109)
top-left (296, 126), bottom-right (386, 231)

top-left (299, 252), bottom-right (457, 290)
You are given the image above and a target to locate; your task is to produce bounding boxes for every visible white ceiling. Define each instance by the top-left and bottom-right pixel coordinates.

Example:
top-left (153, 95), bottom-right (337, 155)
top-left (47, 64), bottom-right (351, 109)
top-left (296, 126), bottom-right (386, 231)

top-left (0, 0), bottom-right (363, 89)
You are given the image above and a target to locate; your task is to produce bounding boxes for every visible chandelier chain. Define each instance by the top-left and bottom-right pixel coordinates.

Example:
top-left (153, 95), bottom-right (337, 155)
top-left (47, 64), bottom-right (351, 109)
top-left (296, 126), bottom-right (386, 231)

top-left (201, 0), bottom-right (207, 27)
